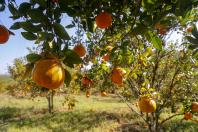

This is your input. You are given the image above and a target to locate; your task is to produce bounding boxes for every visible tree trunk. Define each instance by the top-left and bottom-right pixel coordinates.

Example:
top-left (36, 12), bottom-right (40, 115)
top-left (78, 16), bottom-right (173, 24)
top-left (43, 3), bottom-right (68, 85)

top-left (51, 92), bottom-right (54, 110)
top-left (46, 92), bottom-right (54, 113)
top-left (47, 96), bottom-right (52, 113)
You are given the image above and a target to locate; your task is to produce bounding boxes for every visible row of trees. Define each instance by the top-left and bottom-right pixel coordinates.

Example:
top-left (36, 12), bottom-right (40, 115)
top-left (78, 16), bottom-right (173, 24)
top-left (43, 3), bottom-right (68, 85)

top-left (1, 0), bottom-right (198, 131)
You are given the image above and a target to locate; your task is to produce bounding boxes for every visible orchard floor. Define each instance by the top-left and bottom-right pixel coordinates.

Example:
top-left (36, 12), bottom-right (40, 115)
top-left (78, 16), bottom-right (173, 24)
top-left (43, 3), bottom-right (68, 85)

top-left (0, 94), bottom-right (197, 132)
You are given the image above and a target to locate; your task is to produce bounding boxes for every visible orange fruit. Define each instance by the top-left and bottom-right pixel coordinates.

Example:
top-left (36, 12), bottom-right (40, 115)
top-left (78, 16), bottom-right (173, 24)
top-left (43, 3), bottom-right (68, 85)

top-left (138, 96), bottom-right (156, 113)
top-left (191, 102), bottom-right (198, 112)
top-left (159, 28), bottom-right (167, 35)
top-left (0, 25), bottom-right (9, 44)
top-left (73, 44), bottom-right (86, 57)
top-left (154, 23), bottom-right (167, 35)
top-left (86, 91), bottom-right (90, 98)
top-left (102, 54), bottom-right (109, 61)
top-left (187, 27), bottom-right (193, 33)
top-left (32, 59), bottom-right (65, 89)
top-left (101, 91), bottom-right (107, 97)
top-left (95, 12), bottom-right (112, 29)
top-left (111, 67), bottom-right (126, 85)
top-left (82, 76), bottom-right (93, 87)
top-left (154, 23), bottom-right (166, 30)
top-left (184, 112), bottom-right (193, 120)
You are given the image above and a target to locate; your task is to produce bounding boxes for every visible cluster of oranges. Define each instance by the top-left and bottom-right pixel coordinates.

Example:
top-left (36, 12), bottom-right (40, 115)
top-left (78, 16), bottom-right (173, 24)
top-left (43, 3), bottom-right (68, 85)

top-left (85, 91), bottom-right (107, 98)
top-left (3, 2), bottom-right (195, 115)
top-left (31, 10), bottom-right (113, 90)
top-left (183, 102), bottom-right (198, 120)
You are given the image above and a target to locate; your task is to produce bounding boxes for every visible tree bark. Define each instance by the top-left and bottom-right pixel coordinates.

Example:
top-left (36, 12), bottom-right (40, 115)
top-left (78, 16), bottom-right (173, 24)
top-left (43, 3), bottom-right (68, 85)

top-left (47, 96), bottom-right (51, 113)
top-left (46, 92), bottom-right (54, 113)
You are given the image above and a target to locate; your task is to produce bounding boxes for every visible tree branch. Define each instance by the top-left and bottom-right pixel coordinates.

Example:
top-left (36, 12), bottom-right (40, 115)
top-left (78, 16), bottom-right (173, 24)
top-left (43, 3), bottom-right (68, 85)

top-left (116, 93), bottom-right (148, 123)
top-left (160, 113), bottom-right (183, 125)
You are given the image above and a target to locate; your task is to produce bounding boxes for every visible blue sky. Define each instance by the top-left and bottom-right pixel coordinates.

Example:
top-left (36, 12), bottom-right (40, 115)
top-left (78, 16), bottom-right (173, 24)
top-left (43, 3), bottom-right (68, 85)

top-left (0, 4), bottom-right (73, 74)
top-left (0, 8), bottom-right (34, 74)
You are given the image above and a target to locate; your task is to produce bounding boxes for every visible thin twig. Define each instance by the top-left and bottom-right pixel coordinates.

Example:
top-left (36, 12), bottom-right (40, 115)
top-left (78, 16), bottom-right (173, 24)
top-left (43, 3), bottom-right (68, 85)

top-left (160, 113), bottom-right (183, 125)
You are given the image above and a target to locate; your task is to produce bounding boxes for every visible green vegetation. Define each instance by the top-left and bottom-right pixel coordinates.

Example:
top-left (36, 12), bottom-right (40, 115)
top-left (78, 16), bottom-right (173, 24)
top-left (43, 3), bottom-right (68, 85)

top-left (0, 75), bottom-right (14, 93)
top-left (0, 0), bottom-right (197, 131)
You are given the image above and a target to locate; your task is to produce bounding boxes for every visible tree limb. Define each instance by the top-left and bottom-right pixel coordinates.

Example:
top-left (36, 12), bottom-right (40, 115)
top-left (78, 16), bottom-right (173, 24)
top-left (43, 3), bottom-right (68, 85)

top-left (116, 93), bottom-right (147, 123)
top-left (160, 113), bottom-right (183, 125)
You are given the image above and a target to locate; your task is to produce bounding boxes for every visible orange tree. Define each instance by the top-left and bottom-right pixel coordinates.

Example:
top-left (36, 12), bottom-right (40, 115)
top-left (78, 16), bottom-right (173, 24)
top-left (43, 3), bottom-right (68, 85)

top-left (84, 28), bottom-right (198, 130)
top-left (0, 0), bottom-right (198, 131)
top-left (7, 58), bottom-right (56, 111)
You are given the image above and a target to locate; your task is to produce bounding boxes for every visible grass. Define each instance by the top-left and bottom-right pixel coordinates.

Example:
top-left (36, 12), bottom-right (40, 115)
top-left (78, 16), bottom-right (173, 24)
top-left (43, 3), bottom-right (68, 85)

top-left (0, 94), bottom-right (197, 132)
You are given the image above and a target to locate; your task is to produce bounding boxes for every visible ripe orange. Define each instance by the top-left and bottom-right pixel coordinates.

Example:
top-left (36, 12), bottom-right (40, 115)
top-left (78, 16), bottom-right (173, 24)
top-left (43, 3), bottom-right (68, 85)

top-left (154, 23), bottom-right (167, 35)
top-left (187, 27), bottom-right (193, 33)
top-left (102, 54), bottom-right (109, 61)
top-left (184, 112), bottom-right (193, 120)
top-left (101, 91), bottom-right (107, 97)
top-left (159, 28), bottom-right (167, 35)
top-left (111, 67), bottom-right (126, 85)
top-left (86, 91), bottom-right (90, 98)
top-left (73, 44), bottom-right (86, 57)
top-left (95, 12), bottom-right (112, 29)
top-left (82, 76), bottom-right (93, 87)
top-left (191, 102), bottom-right (198, 112)
top-left (138, 96), bottom-right (156, 113)
top-left (0, 25), bottom-right (9, 44)
top-left (32, 59), bottom-right (65, 89)
top-left (154, 23), bottom-right (166, 30)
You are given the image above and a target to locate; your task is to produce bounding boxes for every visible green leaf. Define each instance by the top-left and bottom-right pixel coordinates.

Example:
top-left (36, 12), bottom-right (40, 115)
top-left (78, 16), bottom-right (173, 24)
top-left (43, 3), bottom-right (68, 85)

top-left (37, 32), bottom-right (54, 41)
top-left (192, 25), bottom-right (198, 39)
top-left (63, 49), bottom-right (82, 65)
top-left (132, 24), bottom-right (148, 35)
top-left (64, 70), bottom-right (72, 87)
top-left (32, 0), bottom-right (46, 8)
top-left (66, 62), bottom-right (74, 68)
top-left (186, 36), bottom-right (198, 45)
top-left (26, 53), bottom-right (41, 63)
top-left (60, 6), bottom-right (76, 17)
top-left (10, 22), bottom-right (21, 30)
top-left (53, 23), bottom-right (70, 40)
top-left (188, 44), bottom-right (198, 50)
top-left (8, 3), bottom-right (18, 16)
top-left (147, 31), bottom-right (162, 50)
top-left (87, 18), bottom-right (94, 33)
top-left (21, 32), bottom-right (37, 40)
top-left (65, 24), bottom-right (75, 28)
top-left (27, 9), bottom-right (48, 23)
top-left (0, 4), bottom-right (5, 12)
top-left (152, 36), bottom-right (162, 50)
top-left (18, 2), bottom-right (31, 15)
top-left (20, 21), bottom-right (42, 32)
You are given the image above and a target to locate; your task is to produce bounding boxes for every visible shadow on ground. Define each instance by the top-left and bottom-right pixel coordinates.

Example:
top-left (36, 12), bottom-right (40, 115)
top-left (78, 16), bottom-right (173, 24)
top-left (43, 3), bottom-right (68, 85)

top-left (0, 107), bottom-right (21, 122)
top-left (0, 107), bottom-right (133, 132)
top-left (0, 106), bottom-right (197, 132)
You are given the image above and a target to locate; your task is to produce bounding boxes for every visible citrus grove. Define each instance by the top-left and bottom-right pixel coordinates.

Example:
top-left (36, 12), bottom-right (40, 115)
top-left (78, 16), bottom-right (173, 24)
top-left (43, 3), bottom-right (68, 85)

top-left (0, 0), bottom-right (198, 131)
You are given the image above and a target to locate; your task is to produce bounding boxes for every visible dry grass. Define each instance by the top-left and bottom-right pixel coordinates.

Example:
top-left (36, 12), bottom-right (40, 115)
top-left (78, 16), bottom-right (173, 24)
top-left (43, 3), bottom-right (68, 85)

top-left (0, 94), bottom-right (197, 132)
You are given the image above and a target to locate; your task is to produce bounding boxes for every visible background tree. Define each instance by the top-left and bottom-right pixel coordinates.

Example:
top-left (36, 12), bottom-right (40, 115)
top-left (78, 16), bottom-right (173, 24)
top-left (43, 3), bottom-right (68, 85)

top-left (0, 0), bottom-right (197, 131)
